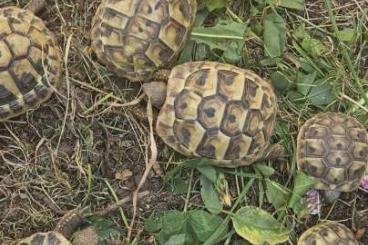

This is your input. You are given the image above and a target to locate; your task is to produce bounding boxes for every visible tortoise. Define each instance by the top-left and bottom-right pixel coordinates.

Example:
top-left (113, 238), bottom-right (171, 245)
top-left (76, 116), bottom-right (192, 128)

top-left (15, 209), bottom-right (119, 245)
top-left (296, 112), bottom-right (368, 201)
top-left (142, 61), bottom-right (284, 167)
top-left (0, 0), bottom-right (62, 121)
top-left (298, 221), bottom-right (358, 245)
top-left (90, 0), bottom-right (197, 82)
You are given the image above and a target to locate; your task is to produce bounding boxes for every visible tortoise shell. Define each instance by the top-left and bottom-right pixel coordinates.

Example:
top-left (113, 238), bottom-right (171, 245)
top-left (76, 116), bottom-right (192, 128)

top-left (156, 61), bottom-right (278, 167)
top-left (90, 0), bottom-right (197, 81)
top-left (0, 7), bottom-right (61, 121)
top-left (297, 112), bottom-right (368, 192)
top-left (298, 222), bottom-right (358, 245)
top-left (16, 231), bottom-right (70, 245)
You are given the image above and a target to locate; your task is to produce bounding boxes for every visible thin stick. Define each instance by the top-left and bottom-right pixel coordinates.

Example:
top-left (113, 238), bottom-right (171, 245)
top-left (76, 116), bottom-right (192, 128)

top-left (94, 191), bottom-right (150, 216)
top-left (107, 93), bottom-right (146, 107)
top-left (127, 99), bottom-right (158, 241)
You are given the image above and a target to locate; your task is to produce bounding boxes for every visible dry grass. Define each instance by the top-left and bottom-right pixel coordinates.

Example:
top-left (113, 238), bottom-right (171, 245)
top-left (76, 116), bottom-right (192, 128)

top-left (0, 0), bottom-right (367, 244)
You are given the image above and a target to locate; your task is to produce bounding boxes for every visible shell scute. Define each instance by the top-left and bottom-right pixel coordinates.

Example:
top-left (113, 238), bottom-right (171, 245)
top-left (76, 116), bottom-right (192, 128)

top-left (220, 101), bottom-right (248, 137)
top-left (242, 109), bottom-right (262, 137)
top-left (217, 69), bottom-right (245, 101)
top-left (300, 158), bottom-right (327, 178)
top-left (224, 134), bottom-right (252, 160)
top-left (184, 68), bottom-right (217, 97)
top-left (127, 16), bottom-right (161, 40)
top-left (326, 151), bottom-right (351, 168)
top-left (196, 130), bottom-right (230, 159)
top-left (145, 40), bottom-right (174, 67)
top-left (198, 94), bottom-right (226, 130)
top-left (137, 0), bottom-right (167, 22)
top-left (244, 78), bottom-right (264, 109)
top-left (169, 0), bottom-right (194, 27)
top-left (173, 120), bottom-right (205, 152)
top-left (0, 41), bottom-right (12, 68)
top-left (174, 89), bottom-right (201, 120)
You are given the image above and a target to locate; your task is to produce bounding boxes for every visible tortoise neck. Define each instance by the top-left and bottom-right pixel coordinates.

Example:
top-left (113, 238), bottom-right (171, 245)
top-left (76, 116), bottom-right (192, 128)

top-left (152, 69), bottom-right (171, 82)
top-left (24, 0), bottom-right (46, 14)
top-left (54, 209), bottom-right (85, 239)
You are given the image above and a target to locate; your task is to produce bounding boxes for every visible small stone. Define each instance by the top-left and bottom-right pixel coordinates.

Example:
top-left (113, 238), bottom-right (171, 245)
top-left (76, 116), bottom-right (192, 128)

top-left (306, 189), bottom-right (320, 215)
top-left (360, 175), bottom-right (368, 190)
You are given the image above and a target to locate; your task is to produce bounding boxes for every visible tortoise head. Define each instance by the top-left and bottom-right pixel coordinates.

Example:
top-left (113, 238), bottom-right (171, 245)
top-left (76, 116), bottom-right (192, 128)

top-left (143, 69), bottom-right (171, 108)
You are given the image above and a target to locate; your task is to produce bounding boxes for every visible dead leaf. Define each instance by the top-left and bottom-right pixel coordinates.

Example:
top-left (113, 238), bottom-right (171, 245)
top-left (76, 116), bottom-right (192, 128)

top-left (115, 169), bottom-right (133, 181)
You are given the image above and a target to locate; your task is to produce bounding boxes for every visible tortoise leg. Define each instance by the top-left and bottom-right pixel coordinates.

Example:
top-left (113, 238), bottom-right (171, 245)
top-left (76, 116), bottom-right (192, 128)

top-left (259, 143), bottom-right (286, 161)
top-left (24, 0), bottom-right (46, 14)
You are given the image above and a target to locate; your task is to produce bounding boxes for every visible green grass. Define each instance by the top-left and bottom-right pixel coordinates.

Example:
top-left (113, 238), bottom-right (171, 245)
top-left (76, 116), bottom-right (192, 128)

top-left (0, 0), bottom-right (367, 244)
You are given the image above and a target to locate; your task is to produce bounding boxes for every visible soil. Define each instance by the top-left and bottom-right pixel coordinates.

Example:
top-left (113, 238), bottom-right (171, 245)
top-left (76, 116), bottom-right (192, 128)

top-left (0, 0), bottom-right (367, 244)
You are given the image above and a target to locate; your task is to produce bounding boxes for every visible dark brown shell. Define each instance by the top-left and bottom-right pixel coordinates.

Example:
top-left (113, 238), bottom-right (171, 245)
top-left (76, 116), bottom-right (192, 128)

top-left (297, 112), bottom-right (368, 192)
top-left (298, 222), bottom-right (358, 245)
top-left (0, 7), bottom-right (62, 121)
top-left (91, 0), bottom-right (197, 81)
top-left (156, 61), bottom-right (278, 167)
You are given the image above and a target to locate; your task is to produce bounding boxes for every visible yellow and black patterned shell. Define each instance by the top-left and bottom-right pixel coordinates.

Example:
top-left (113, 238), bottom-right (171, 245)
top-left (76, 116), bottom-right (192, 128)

top-left (156, 61), bottom-right (278, 167)
top-left (297, 112), bottom-right (368, 192)
top-left (298, 222), bottom-right (358, 245)
top-left (91, 0), bottom-right (197, 81)
top-left (16, 231), bottom-right (71, 245)
top-left (0, 7), bottom-right (61, 121)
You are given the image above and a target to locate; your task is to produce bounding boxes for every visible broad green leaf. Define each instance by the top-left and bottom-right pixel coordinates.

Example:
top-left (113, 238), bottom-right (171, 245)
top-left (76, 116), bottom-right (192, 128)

top-left (266, 179), bottom-right (291, 209)
top-left (288, 171), bottom-right (316, 215)
top-left (263, 13), bottom-right (287, 58)
top-left (254, 163), bottom-right (276, 177)
top-left (301, 35), bottom-right (326, 58)
top-left (287, 90), bottom-right (304, 102)
top-left (191, 21), bottom-right (246, 62)
top-left (296, 70), bottom-right (317, 96)
top-left (161, 210), bottom-right (187, 236)
top-left (309, 79), bottom-right (334, 106)
top-left (232, 206), bottom-right (290, 245)
top-left (337, 28), bottom-right (356, 42)
top-left (204, 0), bottom-right (228, 11)
top-left (163, 234), bottom-right (187, 245)
top-left (200, 175), bottom-right (223, 214)
top-left (269, 0), bottom-right (305, 10)
top-left (172, 177), bottom-right (190, 194)
top-left (85, 216), bottom-right (120, 242)
top-left (271, 71), bottom-right (293, 91)
top-left (156, 211), bottom-right (195, 244)
top-left (144, 211), bottom-right (163, 233)
top-left (164, 167), bottom-right (189, 194)
top-left (182, 158), bottom-right (213, 168)
top-left (192, 21), bottom-right (246, 48)
top-left (197, 165), bottom-right (218, 183)
top-left (188, 210), bottom-right (228, 242)
top-left (222, 40), bottom-right (245, 63)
